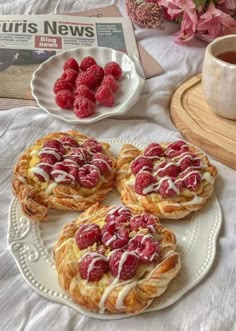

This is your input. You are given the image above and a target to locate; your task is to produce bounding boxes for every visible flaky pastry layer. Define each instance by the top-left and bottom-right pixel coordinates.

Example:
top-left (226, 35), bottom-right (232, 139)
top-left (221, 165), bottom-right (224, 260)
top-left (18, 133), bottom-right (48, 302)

top-left (54, 203), bottom-right (181, 315)
top-left (115, 143), bottom-right (217, 219)
top-left (12, 130), bottom-right (116, 221)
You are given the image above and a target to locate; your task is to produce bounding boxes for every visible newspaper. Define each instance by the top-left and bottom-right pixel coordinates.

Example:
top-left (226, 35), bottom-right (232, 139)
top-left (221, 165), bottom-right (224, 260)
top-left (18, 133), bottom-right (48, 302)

top-left (0, 14), bottom-right (144, 99)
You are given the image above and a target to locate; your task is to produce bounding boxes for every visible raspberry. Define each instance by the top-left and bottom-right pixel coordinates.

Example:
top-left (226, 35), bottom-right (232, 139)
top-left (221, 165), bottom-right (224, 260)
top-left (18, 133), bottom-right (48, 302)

top-left (95, 85), bottom-right (114, 107)
top-left (104, 62), bottom-right (122, 80)
top-left (34, 162), bottom-right (53, 182)
top-left (75, 223), bottom-right (102, 250)
top-left (127, 234), bottom-right (160, 264)
top-left (165, 140), bottom-right (189, 158)
top-left (78, 164), bottom-right (100, 188)
top-left (60, 136), bottom-right (79, 148)
top-left (73, 97), bottom-right (96, 118)
top-left (63, 57), bottom-right (79, 72)
top-left (105, 207), bottom-right (132, 224)
top-left (87, 64), bottom-right (104, 86)
top-left (43, 139), bottom-right (65, 154)
top-left (179, 155), bottom-right (192, 172)
top-left (55, 90), bottom-right (75, 110)
top-left (131, 156), bottom-right (153, 175)
top-left (91, 153), bottom-right (112, 174)
top-left (51, 163), bottom-right (75, 184)
top-left (53, 78), bottom-right (74, 94)
top-left (79, 253), bottom-right (108, 282)
top-left (155, 162), bottom-right (180, 178)
top-left (39, 148), bottom-right (62, 163)
top-left (67, 147), bottom-right (90, 166)
top-left (75, 71), bottom-right (98, 90)
top-left (82, 139), bottom-right (103, 153)
top-left (184, 170), bottom-right (201, 191)
top-left (40, 156), bottom-right (56, 165)
top-left (74, 84), bottom-right (95, 103)
top-left (101, 222), bottom-right (130, 250)
top-left (144, 143), bottom-right (164, 158)
top-left (109, 250), bottom-right (138, 280)
top-left (192, 158), bottom-right (202, 169)
top-left (62, 158), bottom-right (81, 179)
top-left (101, 75), bottom-right (119, 93)
top-left (80, 56), bottom-right (97, 71)
top-left (60, 69), bottom-right (78, 84)
top-left (178, 155), bottom-right (202, 171)
top-left (135, 172), bottom-right (156, 195)
top-left (159, 179), bottom-right (178, 197)
top-left (130, 214), bottom-right (158, 234)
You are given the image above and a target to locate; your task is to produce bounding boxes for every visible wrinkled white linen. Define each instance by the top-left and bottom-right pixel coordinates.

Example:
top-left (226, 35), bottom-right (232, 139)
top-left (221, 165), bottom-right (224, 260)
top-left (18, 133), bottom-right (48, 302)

top-left (0, 1), bottom-right (236, 331)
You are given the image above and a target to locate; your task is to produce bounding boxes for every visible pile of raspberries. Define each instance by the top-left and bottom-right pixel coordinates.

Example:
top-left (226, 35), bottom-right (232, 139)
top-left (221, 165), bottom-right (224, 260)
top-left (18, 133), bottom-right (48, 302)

top-left (53, 56), bottom-right (123, 118)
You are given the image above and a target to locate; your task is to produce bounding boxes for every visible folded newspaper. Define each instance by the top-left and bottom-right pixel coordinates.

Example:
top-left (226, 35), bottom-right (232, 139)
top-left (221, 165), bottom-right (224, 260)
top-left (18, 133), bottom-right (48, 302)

top-left (0, 14), bottom-right (144, 99)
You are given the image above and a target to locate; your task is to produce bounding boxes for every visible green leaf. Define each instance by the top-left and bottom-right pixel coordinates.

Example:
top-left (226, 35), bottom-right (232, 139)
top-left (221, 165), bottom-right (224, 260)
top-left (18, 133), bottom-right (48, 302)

top-left (194, 0), bottom-right (207, 9)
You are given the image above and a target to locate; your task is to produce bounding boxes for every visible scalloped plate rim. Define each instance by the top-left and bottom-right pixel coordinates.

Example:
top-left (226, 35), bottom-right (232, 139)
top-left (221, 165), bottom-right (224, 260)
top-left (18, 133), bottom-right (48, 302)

top-left (7, 138), bottom-right (222, 320)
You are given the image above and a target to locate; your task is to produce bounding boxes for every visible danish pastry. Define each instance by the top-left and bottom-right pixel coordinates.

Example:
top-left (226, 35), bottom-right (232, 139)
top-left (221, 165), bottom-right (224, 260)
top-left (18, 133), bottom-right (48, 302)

top-left (115, 140), bottom-right (217, 219)
top-left (54, 203), bottom-right (181, 315)
top-left (12, 130), bottom-right (116, 221)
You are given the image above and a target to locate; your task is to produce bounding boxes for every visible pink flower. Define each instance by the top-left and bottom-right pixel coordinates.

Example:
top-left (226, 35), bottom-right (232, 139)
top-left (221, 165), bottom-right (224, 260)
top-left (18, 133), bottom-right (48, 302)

top-left (197, 2), bottom-right (236, 41)
top-left (158, 0), bottom-right (196, 21)
top-left (175, 8), bottom-right (198, 43)
top-left (217, 0), bottom-right (236, 14)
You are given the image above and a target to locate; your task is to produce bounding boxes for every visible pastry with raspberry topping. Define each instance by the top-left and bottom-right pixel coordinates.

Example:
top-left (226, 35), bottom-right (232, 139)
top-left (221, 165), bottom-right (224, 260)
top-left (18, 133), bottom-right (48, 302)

top-left (12, 130), bottom-right (117, 221)
top-left (54, 203), bottom-right (181, 314)
top-left (116, 141), bottom-right (217, 219)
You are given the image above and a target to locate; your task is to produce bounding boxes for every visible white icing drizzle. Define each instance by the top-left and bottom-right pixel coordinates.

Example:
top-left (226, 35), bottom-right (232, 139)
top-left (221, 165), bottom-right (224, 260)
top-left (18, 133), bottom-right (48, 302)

top-left (145, 145), bottom-right (161, 157)
top-left (142, 183), bottom-right (155, 195)
top-left (37, 162), bottom-right (53, 168)
top-left (175, 169), bottom-right (200, 184)
top-left (117, 169), bottom-right (129, 175)
top-left (116, 281), bottom-right (138, 310)
top-left (51, 169), bottom-right (75, 183)
top-left (181, 195), bottom-right (204, 205)
top-left (167, 142), bottom-right (188, 153)
top-left (30, 149), bottom-right (39, 156)
top-left (176, 154), bottom-right (202, 168)
top-left (58, 192), bottom-right (83, 199)
top-left (18, 176), bottom-right (27, 184)
top-left (153, 176), bottom-right (180, 195)
top-left (71, 148), bottom-right (88, 160)
top-left (38, 148), bottom-right (61, 160)
top-left (121, 154), bottom-right (136, 159)
top-left (102, 234), bottom-right (116, 246)
top-left (153, 162), bottom-right (175, 176)
top-left (98, 251), bottom-right (138, 313)
top-left (86, 253), bottom-right (108, 280)
top-left (130, 234), bottom-right (159, 262)
top-left (92, 157), bottom-right (112, 171)
top-left (31, 167), bottom-right (50, 182)
top-left (77, 223), bottom-right (96, 234)
top-left (85, 164), bottom-right (101, 174)
top-left (202, 172), bottom-right (215, 185)
top-left (63, 159), bottom-right (80, 167)
top-left (107, 206), bottom-right (129, 215)
top-left (45, 182), bottom-right (58, 194)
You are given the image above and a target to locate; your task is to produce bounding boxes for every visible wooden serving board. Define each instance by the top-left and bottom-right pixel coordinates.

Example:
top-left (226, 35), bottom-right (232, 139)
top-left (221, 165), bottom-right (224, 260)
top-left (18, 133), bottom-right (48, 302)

top-left (170, 74), bottom-right (236, 170)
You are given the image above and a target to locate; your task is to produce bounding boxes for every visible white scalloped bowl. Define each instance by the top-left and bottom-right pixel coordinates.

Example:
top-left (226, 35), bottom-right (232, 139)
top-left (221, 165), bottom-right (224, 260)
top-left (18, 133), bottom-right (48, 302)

top-left (30, 47), bottom-right (145, 124)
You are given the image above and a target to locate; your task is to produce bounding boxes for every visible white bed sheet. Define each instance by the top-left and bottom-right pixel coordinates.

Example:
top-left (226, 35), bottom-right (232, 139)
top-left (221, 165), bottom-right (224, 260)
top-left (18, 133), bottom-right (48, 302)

top-left (0, 1), bottom-right (236, 330)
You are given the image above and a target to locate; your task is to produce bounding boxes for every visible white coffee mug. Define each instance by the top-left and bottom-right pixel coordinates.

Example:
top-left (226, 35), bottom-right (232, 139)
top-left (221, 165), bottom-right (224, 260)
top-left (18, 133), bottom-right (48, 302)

top-left (202, 34), bottom-right (236, 120)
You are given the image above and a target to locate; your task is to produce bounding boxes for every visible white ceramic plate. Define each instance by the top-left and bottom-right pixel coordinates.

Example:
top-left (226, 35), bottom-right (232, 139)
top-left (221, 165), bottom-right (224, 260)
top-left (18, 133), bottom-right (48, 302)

top-left (8, 139), bottom-right (222, 320)
top-left (30, 47), bottom-right (145, 124)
